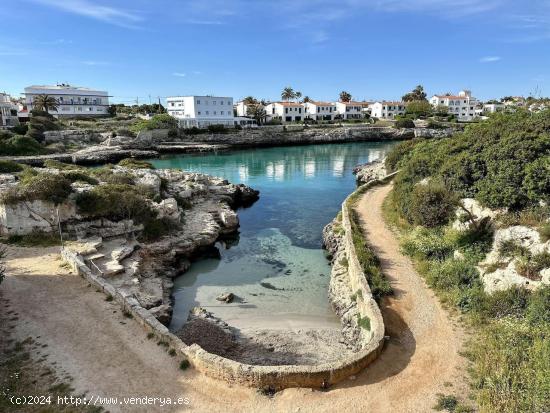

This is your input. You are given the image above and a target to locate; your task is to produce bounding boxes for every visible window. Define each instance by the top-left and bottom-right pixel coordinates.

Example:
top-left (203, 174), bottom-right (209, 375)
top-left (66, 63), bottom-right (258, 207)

top-left (206, 111), bottom-right (209, 115)
top-left (213, 101), bottom-right (217, 105)
top-left (214, 111), bottom-right (217, 115)
top-left (197, 100), bottom-right (201, 104)
top-left (198, 111), bottom-right (201, 115)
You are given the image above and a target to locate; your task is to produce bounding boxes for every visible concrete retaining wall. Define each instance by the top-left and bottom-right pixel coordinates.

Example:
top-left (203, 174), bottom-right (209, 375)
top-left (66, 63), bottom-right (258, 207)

top-left (60, 177), bottom-right (391, 390)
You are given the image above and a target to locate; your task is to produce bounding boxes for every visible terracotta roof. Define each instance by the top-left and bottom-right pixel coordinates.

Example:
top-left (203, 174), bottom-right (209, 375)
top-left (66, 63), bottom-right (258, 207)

top-left (378, 101), bottom-right (405, 105)
top-left (310, 101), bottom-right (334, 106)
top-left (273, 101), bottom-right (303, 107)
top-left (339, 101), bottom-right (363, 105)
top-left (433, 95), bottom-right (466, 100)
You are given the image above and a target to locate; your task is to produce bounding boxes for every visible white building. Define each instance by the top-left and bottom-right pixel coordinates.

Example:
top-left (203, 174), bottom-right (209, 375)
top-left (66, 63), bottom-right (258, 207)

top-left (264, 102), bottom-right (304, 123)
top-left (369, 101), bottom-right (406, 119)
top-left (167, 95), bottom-right (234, 128)
top-left (234, 101), bottom-right (260, 117)
top-left (334, 101), bottom-right (363, 120)
top-left (304, 101), bottom-right (336, 121)
top-left (24, 84), bottom-right (109, 117)
top-left (483, 102), bottom-right (505, 114)
top-left (429, 90), bottom-right (479, 121)
top-left (0, 93), bottom-right (20, 128)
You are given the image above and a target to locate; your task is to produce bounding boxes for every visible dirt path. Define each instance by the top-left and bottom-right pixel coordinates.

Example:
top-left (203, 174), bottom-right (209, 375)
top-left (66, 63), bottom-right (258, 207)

top-left (1, 183), bottom-right (468, 412)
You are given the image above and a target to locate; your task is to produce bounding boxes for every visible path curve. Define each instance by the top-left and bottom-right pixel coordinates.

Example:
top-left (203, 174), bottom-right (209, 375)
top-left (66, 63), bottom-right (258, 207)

top-left (1, 183), bottom-right (468, 412)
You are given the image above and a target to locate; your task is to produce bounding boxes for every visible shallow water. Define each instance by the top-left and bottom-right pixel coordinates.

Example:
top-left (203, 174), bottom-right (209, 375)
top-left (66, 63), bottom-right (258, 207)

top-left (150, 142), bottom-right (395, 332)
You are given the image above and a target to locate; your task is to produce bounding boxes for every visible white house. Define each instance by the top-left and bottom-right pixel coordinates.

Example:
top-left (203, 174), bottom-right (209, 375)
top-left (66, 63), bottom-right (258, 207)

top-left (304, 101), bottom-right (336, 121)
top-left (483, 102), bottom-right (505, 114)
top-left (24, 84), bottom-right (109, 117)
top-left (429, 90), bottom-right (479, 121)
top-left (0, 93), bottom-right (20, 128)
top-left (334, 101), bottom-right (363, 120)
top-left (166, 95), bottom-right (234, 128)
top-left (369, 101), bottom-right (406, 119)
top-left (264, 102), bottom-right (304, 123)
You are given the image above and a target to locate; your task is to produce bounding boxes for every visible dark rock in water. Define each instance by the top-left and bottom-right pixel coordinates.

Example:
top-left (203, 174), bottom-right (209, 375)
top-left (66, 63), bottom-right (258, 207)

top-left (284, 269), bottom-right (292, 275)
top-left (216, 292), bottom-right (235, 303)
top-left (260, 282), bottom-right (283, 291)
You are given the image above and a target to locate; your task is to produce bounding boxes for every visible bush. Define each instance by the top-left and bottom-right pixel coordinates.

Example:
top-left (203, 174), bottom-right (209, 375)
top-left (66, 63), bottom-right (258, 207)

top-left (526, 286), bottom-right (550, 324)
top-left (539, 222), bottom-right (550, 242)
top-left (410, 181), bottom-right (457, 227)
top-left (2, 173), bottom-right (73, 205)
top-left (61, 170), bottom-right (98, 185)
top-left (131, 113), bottom-right (178, 133)
top-left (0, 160), bottom-right (23, 173)
top-left (10, 124), bottom-right (28, 135)
top-left (0, 135), bottom-right (46, 156)
top-left (207, 124), bottom-right (226, 134)
top-left (394, 117), bottom-right (415, 129)
top-left (118, 158), bottom-right (154, 169)
top-left (6, 231), bottom-right (61, 247)
top-left (75, 184), bottom-right (150, 221)
top-left (43, 160), bottom-right (83, 170)
top-left (384, 139), bottom-right (423, 173)
top-left (26, 110), bottom-right (60, 142)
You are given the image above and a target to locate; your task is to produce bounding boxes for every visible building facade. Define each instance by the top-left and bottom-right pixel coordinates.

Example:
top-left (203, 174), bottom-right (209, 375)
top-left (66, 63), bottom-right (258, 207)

top-left (24, 84), bottom-right (109, 117)
top-left (429, 90), bottom-right (479, 121)
top-left (369, 101), bottom-right (406, 119)
top-left (304, 101), bottom-right (336, 121)
top-left (334, 101), bottom-right (363, 119)
top-left (265, 102), bottom-right (304, 122)
top-left (0, 93), bottom-right (20, 128)
top-left (167, 95), bottom-right (234, 128)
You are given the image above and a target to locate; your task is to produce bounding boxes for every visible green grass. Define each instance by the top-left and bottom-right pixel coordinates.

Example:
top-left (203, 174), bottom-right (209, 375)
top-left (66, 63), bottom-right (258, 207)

top-left (384, 187), bottom-right (550, 412)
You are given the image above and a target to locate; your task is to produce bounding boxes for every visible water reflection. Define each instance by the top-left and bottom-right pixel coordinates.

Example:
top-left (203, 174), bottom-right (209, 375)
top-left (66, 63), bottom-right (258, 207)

top-left (151, 141), bottom-right (396, 331)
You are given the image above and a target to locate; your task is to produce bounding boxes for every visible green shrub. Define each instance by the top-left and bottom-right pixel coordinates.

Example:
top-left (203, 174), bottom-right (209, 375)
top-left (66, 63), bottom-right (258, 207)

top-left (384, 139), bottom-right (423, 173)
top-left (401, 227), bottom-right (454, 261)
top-left (515, 251), bottom-right (550, 280)
top-left (90, 167), bottom-right (134, 185)
top-left (410, 181), bottom-right (457, 227)
top-left (427, 259), bottom-right (480, 291)
top-left (483, 287), bottom-right (530, 319)
top-left (61, 171), bottom-right (99, 185)
top-left (394, 117), bottom-right (415, 129)
top-left (0, 160), bottom-right (23, 173)
top-left (131, 113), bottom-right (178, 132)
top-left (526, 286), bottom-right (550, 325)
top-left (43, 160), bottom-right (83, 170)
top-left (356, 314), bottom-right (371, 330)
top-left (434, 394), bottom-right (458, 411)
top-left (2, 173), bottom-right (72, 205)
top-left (207, 124), bottom-right (226, 133)
top-left (9, 124), bottom-right (28, 135)
top-left (26, 110), bottom-right (60, 142)
top-left (0, 135), bottom-right (46, 156)
top-left (538, 222), bottom-right (550, 242)
top-left (6, 231), bottom-right (61, 247)
top-left (497, 239), bottom-right (528, 259)
top-left (118, 158), bottom-right (154, 169)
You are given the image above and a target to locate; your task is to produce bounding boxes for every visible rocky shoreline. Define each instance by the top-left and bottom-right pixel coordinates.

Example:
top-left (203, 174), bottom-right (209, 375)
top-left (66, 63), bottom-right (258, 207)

top-left (1, 125), bottom-right (452, 167)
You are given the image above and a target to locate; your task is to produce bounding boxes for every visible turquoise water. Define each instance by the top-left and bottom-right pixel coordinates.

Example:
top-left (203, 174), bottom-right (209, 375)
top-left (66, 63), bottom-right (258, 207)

top-left (151, 142), bottom-right (395, 332)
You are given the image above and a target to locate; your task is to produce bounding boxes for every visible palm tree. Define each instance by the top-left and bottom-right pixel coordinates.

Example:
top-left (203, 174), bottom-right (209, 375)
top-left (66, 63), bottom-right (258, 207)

top-left (247, 104), bottom-right (267, 125)
top-left (242, 96), bottom-right (258, 105)
top-left (33, 94), bottom-right (59, 113)
top-left (281, 87), bottom-right (295, 101)
top-left (339, 91), bottom-right (352, 102)
top-left (302, 96), bottom-right (312, 103)
top-left (295, 91), bottom-right (302, 101)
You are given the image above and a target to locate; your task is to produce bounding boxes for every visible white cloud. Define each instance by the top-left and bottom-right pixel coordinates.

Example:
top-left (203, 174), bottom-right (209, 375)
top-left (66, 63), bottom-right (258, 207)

top-left (28, 0), bottom-right (142, 28)
top-left (172, 72), bottom-right (187, 77)
top-left (479, 56), bottom-right (502, 63)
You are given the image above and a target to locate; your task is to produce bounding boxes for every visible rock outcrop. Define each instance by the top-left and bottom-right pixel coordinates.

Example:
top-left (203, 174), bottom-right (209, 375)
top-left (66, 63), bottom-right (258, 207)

top-left (353, 159), bottom-right (387, 185)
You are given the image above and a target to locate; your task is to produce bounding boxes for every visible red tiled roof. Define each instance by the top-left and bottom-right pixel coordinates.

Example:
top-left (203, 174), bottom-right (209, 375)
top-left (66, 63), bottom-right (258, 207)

top-left (273, 101), bottom-right (303, 107)
top-left (310, 101), bottom-right (334, 106)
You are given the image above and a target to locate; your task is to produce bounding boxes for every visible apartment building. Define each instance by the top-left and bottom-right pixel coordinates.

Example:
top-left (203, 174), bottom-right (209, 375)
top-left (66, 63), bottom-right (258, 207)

top-left (265, 102), bottom-right (304, 122)
top-left (304, 101), bottom-right (336, 121)
top-left (0, 93), bottom-right (20, 128)
top-left (369, 101), bottom-right (406, 119)
top-left (167, 95), bottom-right (234, 128)
top-left (429, 90), bottom-right (479, 121)
top-left (24, 84), bottom-right (109, 117)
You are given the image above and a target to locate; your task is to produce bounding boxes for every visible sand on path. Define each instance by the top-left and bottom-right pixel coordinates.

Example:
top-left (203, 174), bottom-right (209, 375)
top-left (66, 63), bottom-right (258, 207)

top-left (1, 183), bottom-right (468, 412)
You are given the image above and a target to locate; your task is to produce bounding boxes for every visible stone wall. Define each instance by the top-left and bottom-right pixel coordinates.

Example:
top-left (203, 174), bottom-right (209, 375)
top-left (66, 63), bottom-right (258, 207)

top-left (60, 176), bottom-right (391, 390)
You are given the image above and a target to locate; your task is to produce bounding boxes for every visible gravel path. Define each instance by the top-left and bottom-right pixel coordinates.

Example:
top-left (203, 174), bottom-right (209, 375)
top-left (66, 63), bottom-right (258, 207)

top-left (0, 183), bottom-right (469, 412)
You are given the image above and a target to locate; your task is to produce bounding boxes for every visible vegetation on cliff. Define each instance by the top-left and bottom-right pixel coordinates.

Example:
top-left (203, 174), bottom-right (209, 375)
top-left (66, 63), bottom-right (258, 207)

top-left (384, 109), bottom-right (550, 412)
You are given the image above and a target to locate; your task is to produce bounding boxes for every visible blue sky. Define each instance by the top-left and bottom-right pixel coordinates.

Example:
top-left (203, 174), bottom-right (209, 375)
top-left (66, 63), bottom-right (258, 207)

top-left (1, 0), bottom-right (549, 104)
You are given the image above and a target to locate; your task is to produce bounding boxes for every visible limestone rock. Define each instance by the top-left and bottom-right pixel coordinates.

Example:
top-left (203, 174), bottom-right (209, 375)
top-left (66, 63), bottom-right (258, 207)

top-left (216, 292), bottom-right (235, 303)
